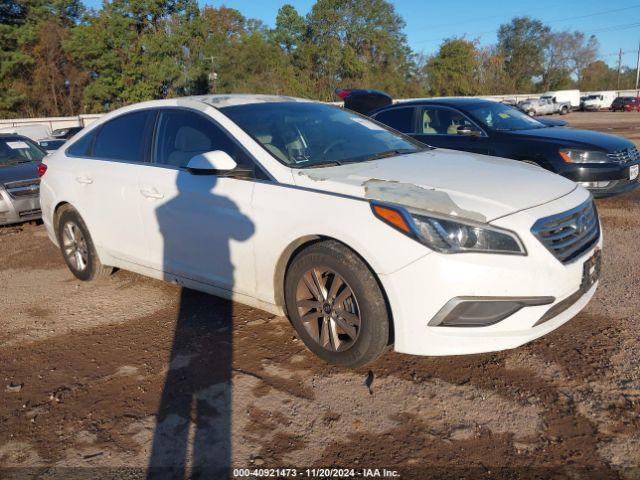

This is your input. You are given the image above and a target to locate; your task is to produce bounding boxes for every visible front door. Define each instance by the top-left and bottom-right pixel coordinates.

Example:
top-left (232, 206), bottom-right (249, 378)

top-left (412, 106), bottom-right (490, 155)
top-left (138, 108), bottom-right (256, 295)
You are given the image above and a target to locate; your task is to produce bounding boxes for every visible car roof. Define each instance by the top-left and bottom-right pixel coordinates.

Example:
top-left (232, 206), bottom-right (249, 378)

top-left (373, 97), bottom-right (500, 113)
top-left (0, 133), bottom-right (31, 141)
top-left (183, 94), bottom-right (312, 108)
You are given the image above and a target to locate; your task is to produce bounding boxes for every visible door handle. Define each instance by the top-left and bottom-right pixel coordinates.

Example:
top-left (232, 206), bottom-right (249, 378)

top-left (140, 188), bottom-right (164, 199)
top-left (76, 176), bottom-right (93, 185)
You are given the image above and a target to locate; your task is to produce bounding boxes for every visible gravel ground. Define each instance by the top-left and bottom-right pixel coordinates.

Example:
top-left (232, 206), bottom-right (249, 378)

top-left (0, 112), bottom-right (639, 479)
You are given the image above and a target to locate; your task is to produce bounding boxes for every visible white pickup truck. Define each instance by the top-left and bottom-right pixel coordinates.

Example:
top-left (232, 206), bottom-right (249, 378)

top-left (518, 96), bottom-right (570, 116)
top-left (518, 90), bottom-right (580, 116)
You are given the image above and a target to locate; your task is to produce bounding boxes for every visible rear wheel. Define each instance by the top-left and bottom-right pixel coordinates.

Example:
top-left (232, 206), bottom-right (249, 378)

top-left (284, 240), bottom-right (389, 368)
top-left (57, 208), bottom-right (112, 281)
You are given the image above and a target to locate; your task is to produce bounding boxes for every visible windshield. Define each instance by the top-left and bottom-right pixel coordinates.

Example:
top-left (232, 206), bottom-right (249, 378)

top-left (221, 102), bottom-right (425, 168)
top-left (464, 102), bottom-right (546, 131)
top-left (0, 137), bottom-right (45, 166)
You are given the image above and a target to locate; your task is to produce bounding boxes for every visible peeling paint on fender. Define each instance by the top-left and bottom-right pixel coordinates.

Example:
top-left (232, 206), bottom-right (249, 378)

top-left (364, 179), bottom-right (487, 223)
top-left (297, 162), bottom-right (378, 182)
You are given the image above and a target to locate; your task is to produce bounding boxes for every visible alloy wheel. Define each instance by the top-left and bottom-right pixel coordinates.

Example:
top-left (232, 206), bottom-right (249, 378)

top-left (295, 267), bottom-right (361, 352)
top-left (61, 221), bottom-right (89, 272)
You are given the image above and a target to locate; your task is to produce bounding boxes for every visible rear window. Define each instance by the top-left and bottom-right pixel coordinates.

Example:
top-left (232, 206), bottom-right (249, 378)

top-left (0, 137), bottom-right (45, 166)
top-left (373, 107), bottom-right (415, 133)
top-left (92, 111), bottom-right (155, 162)
top-left (67, 130), bottom-right (97, 156)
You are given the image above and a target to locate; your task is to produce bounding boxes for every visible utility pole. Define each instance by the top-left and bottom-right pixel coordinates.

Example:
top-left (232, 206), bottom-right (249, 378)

top-left (635, 41), bottom-right (640, 95)
top-left (205, 56), bottom-right (218, 94)
top-left (616, 48), bottom-right (623, 92)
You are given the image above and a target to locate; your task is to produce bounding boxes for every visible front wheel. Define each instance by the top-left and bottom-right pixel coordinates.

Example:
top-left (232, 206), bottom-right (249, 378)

top-left (284, 240), bottom-right (389, 368)
top-left (57, 208), bottom-right (112, 281)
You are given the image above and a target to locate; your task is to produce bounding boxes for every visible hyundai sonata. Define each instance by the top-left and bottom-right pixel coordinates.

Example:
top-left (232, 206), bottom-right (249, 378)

top-left (39, 95), bottom-right (601, 367)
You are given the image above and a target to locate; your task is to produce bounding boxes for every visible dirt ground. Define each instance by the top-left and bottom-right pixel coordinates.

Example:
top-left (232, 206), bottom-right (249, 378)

top-left (1, 112), bottom-right (639, 479)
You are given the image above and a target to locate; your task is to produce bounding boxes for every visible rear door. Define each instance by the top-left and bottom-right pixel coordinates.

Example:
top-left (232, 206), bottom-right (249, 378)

top-left (64, 110), bottom-right (155, 264)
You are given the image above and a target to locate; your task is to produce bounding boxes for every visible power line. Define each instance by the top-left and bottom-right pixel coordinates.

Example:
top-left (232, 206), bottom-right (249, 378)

top-left (419, 0), bottom-right (580, 33)
top-left (413, 6), bottom-right (640, 46)
top-left (544, 5), bottom-right (640, 24)
top-left (585, 22), bottom-right (640, 34)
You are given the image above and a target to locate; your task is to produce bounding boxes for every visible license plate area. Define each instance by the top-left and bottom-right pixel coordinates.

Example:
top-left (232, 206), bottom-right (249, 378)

top-left (581, 249), bottom-right (601, 292)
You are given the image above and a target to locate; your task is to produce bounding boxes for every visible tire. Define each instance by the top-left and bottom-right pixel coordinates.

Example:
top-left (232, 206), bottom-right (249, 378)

top-left (57, 207), bottom-right (112, 281)
top-left (284, 240), bottom-right (389, 368)
top-left (560, 106), bottom-right (569, 115)
top-left (527, 110), bottom-right (535, 117)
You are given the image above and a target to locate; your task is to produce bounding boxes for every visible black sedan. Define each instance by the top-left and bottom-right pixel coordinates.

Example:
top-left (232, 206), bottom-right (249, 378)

top-left (338, 90), bottom-right (639, 197)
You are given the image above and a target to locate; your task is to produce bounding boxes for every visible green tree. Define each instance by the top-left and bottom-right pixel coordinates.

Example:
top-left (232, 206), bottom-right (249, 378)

top-left (0, 0), bottom-right (85, 117)
top-left (272, 4), bottom-right (305, 53)
top-left (425, 38), bottom-right (479, 96)
top-left (302, 0), bottom-right (418, 100)
top-left (498, 17), bottom-right (550, 92)
top-left (578, 60), bottom-right (617, 91)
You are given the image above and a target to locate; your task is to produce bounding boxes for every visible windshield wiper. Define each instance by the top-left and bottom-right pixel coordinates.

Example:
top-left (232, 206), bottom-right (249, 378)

top-left (296, 160), bottom-right (342, 169)
top-left (360, 148), bottom-right (418, 162)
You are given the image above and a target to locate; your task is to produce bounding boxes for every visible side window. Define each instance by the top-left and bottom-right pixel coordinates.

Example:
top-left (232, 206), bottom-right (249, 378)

top-left (420, 107), bottom-right (477, 135)
top-left (92, 111), bottom-right (155, 162)
top-left (67, 129), bottom-right (97, 157)
top-left (372, 107), bottom-right (415, 133)
top-left (154, 109), bottom-right (251, 170)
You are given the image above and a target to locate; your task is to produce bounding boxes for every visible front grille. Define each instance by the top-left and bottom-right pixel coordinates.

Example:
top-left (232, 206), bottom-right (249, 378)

top-left (607, 146), bottom-right (640, 164)
top-left (18, 208), bottom-right (41, 218)
top-left (3, 178), bottom-right (40, 198)
top-left (531, 200), bottom-right (600, 264)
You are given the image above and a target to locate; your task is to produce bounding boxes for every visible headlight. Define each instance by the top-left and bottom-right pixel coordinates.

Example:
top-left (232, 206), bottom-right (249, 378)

top-left (372, 204), bottom-right (525, 255)
top-left (559, 149), bottom-right (611, 164)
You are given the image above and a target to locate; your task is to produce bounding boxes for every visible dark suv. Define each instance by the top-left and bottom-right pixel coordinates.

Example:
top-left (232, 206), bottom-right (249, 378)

top-left (338, 90), bottom-right (640, 198)
top-left (611, 96), bottom-right (640, 112)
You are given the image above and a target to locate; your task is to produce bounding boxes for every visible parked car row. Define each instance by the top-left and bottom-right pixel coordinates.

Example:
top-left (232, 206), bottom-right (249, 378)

top-left (0, 125), bottom-right (84, 227)
top-left (338, 89), bottom-right (639, 198)
top-left (610, 96), bottom-right (640, 112)
top-left (0, 134), bottom-right (46, 226)
top-left (580, 94), bottom-right (640, 112)
top-left (36, 93), bottom-right (610, 368)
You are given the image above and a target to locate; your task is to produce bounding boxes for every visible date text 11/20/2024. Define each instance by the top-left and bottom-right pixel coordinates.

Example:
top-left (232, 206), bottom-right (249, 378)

top-left (232, 468), bottom-right (400, 478)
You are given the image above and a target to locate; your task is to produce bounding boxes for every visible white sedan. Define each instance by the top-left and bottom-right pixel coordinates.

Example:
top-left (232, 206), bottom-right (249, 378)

top-left (39, 95), bottom-right (601, 367)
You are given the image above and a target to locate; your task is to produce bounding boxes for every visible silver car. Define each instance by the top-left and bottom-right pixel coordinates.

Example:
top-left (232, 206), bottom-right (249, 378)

top-left (0, 134), bottom-right (44, 225)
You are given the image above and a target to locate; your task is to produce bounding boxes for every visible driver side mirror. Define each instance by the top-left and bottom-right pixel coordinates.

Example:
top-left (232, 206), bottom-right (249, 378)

top-left (186, 150), bottom-right (237, 175)
top-left (457, 125), bottom-right (481, 137)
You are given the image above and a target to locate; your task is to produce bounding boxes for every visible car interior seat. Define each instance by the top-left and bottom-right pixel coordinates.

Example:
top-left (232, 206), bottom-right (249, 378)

top-left (167, 126), bottom-right (212, 167)
top-left (422, 112), bottom-right (437, 134)
top-left (447, 121), bottom-right (461, 135)
top-left (255, 133), bottom-right (288, 163)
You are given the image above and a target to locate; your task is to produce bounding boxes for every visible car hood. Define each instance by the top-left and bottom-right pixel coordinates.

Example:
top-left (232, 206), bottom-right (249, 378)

top-left (0, 161), bottom-right (40, 185)
top-left (293, 149), bottom-right (577, 222)
top-left (509, 126), bottom-right (633, 151)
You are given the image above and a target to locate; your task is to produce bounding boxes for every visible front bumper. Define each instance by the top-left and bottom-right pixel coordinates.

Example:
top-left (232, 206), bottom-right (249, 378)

top-left (0, 188), bottom-right (41, 226)
top-left (561, 162), bottom-right (640, 197)
top-left (379, 187), bottom-right (601, 356)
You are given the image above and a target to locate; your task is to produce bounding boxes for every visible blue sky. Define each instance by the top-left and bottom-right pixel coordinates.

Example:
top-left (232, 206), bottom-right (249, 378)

top-left (84, 0), bottom-right (640, 67)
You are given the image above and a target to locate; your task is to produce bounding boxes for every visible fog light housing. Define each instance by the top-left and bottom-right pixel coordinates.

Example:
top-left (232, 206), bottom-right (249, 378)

top-left (579, 181), bottom-right (611, 188)
top-left (429, 296), bottom-right (555, 327)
